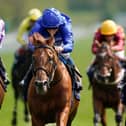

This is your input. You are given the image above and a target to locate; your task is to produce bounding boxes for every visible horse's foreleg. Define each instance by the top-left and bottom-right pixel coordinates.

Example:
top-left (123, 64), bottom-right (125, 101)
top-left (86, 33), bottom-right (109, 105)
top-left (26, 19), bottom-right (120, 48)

top-left (115, 102), bottom-right (124, 126)
top-left (24, 102), bottom-right (30, 122)
top-left (101, 109), bottom-right (106, 126)
top-left (31, 115), bottom-right (44, 126)
top-left (93, 98), bottom-right (106, 126)
top-left (93, 112), bottom-right (101, 126)
top-left (11, 92), bottom-right (18, 126)
top-left (56, 106), bottom-right (70, 126)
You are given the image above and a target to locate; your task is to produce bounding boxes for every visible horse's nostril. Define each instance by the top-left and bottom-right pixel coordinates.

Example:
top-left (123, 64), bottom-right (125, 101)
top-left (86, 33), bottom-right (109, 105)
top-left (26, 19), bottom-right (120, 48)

top-left (35, 80), bottom-right (48, 86)
top-left (43, 81), bottom-right (48, 86)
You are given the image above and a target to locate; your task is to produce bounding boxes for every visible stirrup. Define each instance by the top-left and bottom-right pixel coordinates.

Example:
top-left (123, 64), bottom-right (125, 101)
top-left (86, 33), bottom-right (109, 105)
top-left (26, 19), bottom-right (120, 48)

top-left (74, 90), bottom-right (80, 101)
top-left (19, 80), bottom-right (25, 86)
top-left (76, 82), bottom-right (83, 91)
top-left (4, 73), bottom-right (10, 85)
top-left (117, 82), bottom-right (126, 90)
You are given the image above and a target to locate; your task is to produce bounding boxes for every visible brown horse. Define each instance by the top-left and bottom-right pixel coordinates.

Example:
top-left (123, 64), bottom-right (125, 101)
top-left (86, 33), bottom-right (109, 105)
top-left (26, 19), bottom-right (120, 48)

top-left (11, 46), bottom-right (32, 126)
top-left (27, 33), bottom-right (79, 126)
top-left (0, 76), bottom-right (5, 109)
top-left (91, 42), bottom-right (124, 126)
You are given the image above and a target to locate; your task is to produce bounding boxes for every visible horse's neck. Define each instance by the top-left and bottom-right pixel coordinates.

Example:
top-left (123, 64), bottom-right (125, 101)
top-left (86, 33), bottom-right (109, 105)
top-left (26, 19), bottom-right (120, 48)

top-left (111, 59), bottom-right (121, 80)
top-left (53, 61), bottom-right (65, 81)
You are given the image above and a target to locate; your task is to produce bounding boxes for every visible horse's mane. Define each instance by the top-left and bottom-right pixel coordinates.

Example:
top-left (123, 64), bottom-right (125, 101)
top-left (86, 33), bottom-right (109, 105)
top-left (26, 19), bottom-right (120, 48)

top-left (29, 32), bottom-right (55, 47)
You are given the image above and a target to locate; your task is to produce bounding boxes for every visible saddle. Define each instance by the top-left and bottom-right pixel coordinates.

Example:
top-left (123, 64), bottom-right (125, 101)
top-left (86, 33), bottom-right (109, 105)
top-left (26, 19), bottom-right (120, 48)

top-left (59, 55), bottom-right (82, 89)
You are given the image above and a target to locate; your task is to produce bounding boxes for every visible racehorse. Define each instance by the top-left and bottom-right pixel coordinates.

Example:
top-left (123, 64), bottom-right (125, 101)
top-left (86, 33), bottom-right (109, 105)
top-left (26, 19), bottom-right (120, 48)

top-left (27, 33), bottom-right (79, 126)
top-left (91, 42), bottom-right (124, 126)
top-left (11, 46), bottom-right (32, 126)
top-left (0, 76), bottom-right (5, 109)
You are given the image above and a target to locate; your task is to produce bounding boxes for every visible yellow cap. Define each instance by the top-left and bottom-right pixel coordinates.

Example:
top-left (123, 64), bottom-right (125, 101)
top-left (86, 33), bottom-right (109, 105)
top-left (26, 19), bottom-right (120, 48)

top-left (101, 20), bottom-right (117, 35)
top-left (28, 8), bottom-right (41, 21)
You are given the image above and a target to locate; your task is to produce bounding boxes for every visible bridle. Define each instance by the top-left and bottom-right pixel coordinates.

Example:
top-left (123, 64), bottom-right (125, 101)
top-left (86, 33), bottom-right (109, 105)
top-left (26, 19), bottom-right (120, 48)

top-left (94, 51), bottom-right (124, 85)
top-left (32, 45), bottom-right (57, 88)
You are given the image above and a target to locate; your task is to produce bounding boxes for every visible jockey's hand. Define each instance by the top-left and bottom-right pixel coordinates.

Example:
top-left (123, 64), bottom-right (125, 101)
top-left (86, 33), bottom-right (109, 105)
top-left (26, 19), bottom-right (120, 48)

top-left (95, 40), bottom-right (101, 47)
top-left (21, 40), bottom-right (26, 46)
top-left (54, 46), bottom-right (63, 53)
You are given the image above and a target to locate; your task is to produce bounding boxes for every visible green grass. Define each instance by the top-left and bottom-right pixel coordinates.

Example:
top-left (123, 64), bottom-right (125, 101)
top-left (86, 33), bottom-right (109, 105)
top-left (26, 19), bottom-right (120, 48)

top-left (0, 38), bottom-right (125, 126)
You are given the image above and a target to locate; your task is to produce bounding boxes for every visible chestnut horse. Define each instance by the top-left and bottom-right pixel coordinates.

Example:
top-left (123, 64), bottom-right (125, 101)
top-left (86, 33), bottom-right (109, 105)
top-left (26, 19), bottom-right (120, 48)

top-left (11, 46), bottom-right (32, 126)
top-left (0, 76), bottom-right (5, 109)
top-left (27, 33), bottom-right (79, 126)
top-left (91, 42), bottom-right (124, 126)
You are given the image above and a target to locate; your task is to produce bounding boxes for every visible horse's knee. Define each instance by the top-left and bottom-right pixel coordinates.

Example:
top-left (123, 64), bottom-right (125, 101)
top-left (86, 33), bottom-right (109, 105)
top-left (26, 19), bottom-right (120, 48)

top-left (94, 113), bottom-right (101, 123)
top-left (115, 114), bottom-right (122, 123)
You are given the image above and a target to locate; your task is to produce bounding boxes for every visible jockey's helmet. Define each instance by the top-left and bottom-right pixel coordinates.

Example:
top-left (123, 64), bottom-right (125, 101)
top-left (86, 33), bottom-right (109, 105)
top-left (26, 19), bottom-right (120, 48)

top-left (28, 8), bottom-right (41, 21)
top-left (41, 8), bottom-right (63, 29)
top-left (100, 20), bottom-right (117, 35)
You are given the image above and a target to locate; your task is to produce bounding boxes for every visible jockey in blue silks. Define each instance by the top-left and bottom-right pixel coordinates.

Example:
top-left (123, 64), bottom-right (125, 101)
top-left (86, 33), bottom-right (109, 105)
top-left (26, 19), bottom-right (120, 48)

top-left (20, 8), bottom-right (82, 101)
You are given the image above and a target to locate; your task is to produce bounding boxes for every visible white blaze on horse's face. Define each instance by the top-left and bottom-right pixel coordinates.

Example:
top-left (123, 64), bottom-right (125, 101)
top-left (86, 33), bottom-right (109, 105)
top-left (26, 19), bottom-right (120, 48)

top-left (98, 52), bottom-right (107, 58)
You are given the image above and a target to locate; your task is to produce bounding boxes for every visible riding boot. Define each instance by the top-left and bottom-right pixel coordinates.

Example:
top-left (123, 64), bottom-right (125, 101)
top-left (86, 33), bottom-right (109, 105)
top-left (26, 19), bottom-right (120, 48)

top-left (117, 70), bottom-right (126, 90)
top-left (117, 60), bottom-right (126, 89)
top-left (20, 64), bottom-right (33, 87)
top-left (121, 84), bottom-right (126, 105)
top-left (71, 67), bottom-right (83, 101)
top-left (0, 57), bottom-right (10, 87)
top-left (74, 68), bottom-right (83, 91)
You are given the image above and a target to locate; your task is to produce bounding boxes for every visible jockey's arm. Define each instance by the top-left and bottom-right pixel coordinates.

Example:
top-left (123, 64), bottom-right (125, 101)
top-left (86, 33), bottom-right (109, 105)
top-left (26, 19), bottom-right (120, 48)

top-left (111, 40), bottom-right (124, 52)
top-left (92, 29), bottom-right (102, 55)
top-left (60, 25), bottom-right (73, 54)
top-left (28, 19), bottom-right (42, 50)
top-left (17, 18), bottom-right (29, 45)
top-left (92, 40), bottom-right (101, 55)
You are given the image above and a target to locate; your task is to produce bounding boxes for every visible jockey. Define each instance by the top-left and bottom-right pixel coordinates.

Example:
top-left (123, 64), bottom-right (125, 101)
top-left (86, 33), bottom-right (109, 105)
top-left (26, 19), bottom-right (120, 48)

top-left (87, 19), bottom-right (126, 87)
top-left (15, 8), bottom-right (41, 100)
top-left (0, 18), bottom-right (10, 87)
top-left (17, 8), bottom-right (42, 46)
top-left (20, 8), bottom-right (83, 101)
top-left (15, 8), bottom-right (42, 62)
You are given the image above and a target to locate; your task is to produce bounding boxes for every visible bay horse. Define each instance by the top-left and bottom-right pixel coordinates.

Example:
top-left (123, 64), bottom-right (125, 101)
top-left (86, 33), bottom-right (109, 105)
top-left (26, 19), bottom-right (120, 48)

top-left (0, 76), bottom-right (5, 109)
top-left (91, 42), bottom-right (124, 126)
top-left (11, 46), bottom-right (32, 126)
top-left (27, 33), bottom-right (79, 126)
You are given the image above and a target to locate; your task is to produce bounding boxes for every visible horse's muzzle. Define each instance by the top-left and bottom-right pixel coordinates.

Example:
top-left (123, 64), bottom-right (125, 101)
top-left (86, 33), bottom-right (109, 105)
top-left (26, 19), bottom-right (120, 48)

top-left (35, 80), bottom-right (48, 95)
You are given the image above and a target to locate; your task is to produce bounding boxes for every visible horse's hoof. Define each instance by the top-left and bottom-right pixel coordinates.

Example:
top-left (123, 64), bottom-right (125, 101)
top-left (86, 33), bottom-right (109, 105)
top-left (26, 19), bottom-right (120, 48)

top-left (11, 119), bottom-right (17, 126)
top-left (24, 117), bottom-right (29, 122)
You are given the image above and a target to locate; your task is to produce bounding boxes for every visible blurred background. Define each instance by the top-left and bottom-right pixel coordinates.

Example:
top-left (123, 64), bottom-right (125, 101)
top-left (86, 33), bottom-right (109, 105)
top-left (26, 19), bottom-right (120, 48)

top-left (0, 0), bottom-right (126, 126)
top-left (1, 0), bottom-right (126, 33)
top-left (1, 0), bottom-right (126, 51)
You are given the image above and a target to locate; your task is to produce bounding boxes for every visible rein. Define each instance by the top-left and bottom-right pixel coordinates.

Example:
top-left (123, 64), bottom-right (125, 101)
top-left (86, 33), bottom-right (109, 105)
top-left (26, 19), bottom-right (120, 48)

top-left (94, 68), bottom-right (124, 85)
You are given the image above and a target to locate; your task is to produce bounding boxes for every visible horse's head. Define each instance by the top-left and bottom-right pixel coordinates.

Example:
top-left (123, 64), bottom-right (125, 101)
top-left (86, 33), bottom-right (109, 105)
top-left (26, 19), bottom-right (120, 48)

top-left (94, 42), bottom-right (124, 85)
top-left (30, 33), bottom-right (58, 94)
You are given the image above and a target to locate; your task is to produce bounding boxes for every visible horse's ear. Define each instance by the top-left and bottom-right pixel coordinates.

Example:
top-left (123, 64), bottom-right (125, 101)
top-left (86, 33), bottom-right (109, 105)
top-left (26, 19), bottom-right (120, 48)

top-left (29, 32), bottom-right (46, 45)
top-left (46, 36), bottom-right (55, 46)
top-left (34, 32), bottom-right (46, 43)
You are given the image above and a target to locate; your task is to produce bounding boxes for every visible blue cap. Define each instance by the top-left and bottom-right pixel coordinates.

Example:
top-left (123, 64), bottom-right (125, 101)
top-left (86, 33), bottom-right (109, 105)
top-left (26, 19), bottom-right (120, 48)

top-left (41, 8), bottom-right (63, 28)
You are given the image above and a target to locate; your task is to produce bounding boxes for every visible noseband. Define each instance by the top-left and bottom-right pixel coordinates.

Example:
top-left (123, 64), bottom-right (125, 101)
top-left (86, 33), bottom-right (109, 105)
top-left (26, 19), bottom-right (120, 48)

top-left (33, 45), bottom-right (57, 88)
